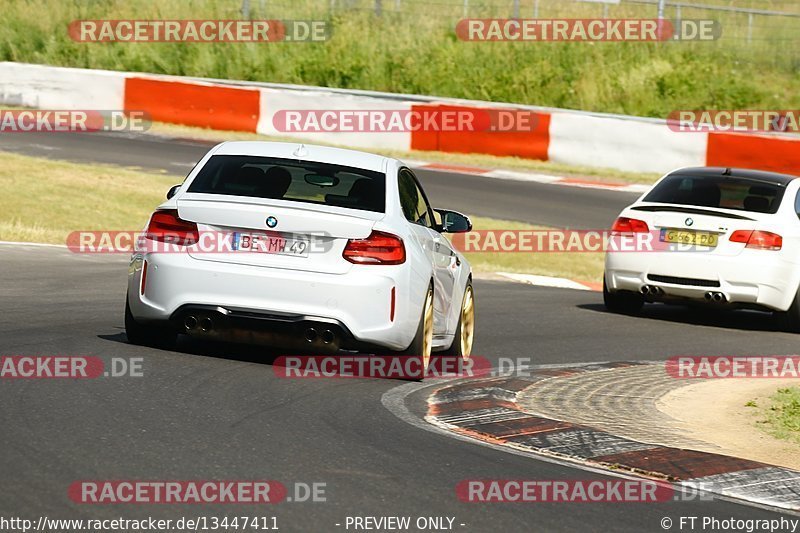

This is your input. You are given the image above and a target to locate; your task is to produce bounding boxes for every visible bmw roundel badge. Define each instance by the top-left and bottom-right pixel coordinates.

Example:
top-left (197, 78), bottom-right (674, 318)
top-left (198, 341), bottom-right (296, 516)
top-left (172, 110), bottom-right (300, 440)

top-left (266, 216), bottom-right (278, 228)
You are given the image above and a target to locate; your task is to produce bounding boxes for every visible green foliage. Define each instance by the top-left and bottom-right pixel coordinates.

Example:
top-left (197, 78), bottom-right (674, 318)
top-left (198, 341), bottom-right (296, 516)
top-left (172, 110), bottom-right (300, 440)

top-left (761, 386), bottom-right (800, 443)
top-left (1, 0), bottom-right (798, 118)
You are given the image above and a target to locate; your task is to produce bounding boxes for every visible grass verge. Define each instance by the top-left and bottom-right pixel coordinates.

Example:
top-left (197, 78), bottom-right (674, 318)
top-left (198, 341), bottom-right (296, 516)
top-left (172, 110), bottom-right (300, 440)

top-left (463, 217), bottom-right (604, 282)
top-left (0, 152), bottom-right (176, 243)
top-left (0, 151), bottom-right (604, 282)
top-left (753, 386), bottom-right (800, 445)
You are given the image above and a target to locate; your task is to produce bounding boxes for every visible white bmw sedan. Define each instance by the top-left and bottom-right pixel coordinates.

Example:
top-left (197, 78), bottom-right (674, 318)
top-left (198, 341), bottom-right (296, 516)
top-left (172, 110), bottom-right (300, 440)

top-left (604, 167), bottom-right (800, 330)
top-left (125, 142), bottom-right (475, 368)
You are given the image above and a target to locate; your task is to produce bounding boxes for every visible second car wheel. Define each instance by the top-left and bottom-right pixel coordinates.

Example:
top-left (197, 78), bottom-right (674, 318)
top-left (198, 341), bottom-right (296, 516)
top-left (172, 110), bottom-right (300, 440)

top-left (779, 287), bottom-right (800, 333)
top-left (442, 282), bottom-right (474, 359)
top-left (401, 284), bottom-right (434, 378)
top-left (125, 296), bottom-right (177, 349)
top-left (602, 277), bottom-right (644, 315)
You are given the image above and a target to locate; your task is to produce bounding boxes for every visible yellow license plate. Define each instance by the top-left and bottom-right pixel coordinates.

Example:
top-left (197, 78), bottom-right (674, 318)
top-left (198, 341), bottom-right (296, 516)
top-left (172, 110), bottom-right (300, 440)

top-left (660, 229), bottom-right (718, 247)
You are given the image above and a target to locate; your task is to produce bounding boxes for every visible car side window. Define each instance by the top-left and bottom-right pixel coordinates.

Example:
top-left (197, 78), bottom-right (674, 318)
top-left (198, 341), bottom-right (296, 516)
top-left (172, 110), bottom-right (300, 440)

top-left (398, 168), bottom-right (433, 227)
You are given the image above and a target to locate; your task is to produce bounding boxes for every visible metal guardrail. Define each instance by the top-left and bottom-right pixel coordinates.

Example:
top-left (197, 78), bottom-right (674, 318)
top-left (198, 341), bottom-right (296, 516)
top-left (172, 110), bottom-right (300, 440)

top-left (629, 0), bottom-right (800, 18)
top-left (242, 0), bottom-right (800, 19)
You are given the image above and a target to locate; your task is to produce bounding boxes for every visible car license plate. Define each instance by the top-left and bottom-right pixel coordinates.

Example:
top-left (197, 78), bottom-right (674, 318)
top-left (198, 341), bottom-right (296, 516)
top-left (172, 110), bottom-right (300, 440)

top-left (233, 232), bottom-right (310, 257)
top-left (660, 229), bottom-right (718, 247)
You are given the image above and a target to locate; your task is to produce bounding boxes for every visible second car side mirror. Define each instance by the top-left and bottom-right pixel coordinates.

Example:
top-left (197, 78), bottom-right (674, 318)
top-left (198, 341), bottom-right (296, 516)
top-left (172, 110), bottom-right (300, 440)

top-left (166, 184), bottom-right (181, 199)
top-left (435, 209), bottom-right (472, 233)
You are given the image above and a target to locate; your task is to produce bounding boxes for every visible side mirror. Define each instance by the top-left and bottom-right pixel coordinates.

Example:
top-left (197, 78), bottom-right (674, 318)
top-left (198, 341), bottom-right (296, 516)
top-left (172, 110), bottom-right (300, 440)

top-left (435, 209), bottom-right (472, 233)
top-left (166, 184), bottom-right (181, 199)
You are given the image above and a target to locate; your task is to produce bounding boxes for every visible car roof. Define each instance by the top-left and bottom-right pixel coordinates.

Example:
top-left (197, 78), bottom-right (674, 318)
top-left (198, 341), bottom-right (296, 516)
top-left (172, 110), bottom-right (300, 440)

top-left (211, 141), bottom-right (390, 173)
top-left (668, 167), bottom-right (799, 186)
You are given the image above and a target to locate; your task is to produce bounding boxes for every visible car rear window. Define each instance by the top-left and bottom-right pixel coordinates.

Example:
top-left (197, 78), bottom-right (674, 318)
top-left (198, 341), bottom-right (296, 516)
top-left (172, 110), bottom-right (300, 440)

top-left (642, 175), bottom-right (787, 214)
top-left (187, 155), bottom-right (386, 213)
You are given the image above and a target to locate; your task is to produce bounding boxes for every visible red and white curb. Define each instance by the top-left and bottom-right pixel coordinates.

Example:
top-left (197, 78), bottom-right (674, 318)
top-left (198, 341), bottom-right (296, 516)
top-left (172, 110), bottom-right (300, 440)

top-left (406, 160), bottom-right (650, 194)
top-left (426, 362), bottom-right (800, 512)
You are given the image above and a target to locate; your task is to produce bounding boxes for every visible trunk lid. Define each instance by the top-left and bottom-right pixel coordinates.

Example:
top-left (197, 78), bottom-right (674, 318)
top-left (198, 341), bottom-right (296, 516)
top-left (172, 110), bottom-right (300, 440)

top-left (176, 193), bottom-right (381, 274)
top-left (631, 203), bottom-right (771, 257)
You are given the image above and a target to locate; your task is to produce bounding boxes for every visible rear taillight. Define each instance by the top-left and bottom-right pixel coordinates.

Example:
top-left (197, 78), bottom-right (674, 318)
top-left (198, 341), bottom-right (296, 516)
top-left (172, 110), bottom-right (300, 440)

top-left (611, 217), bottom-right (650, 234)
top-left (343, 231), bottom-right (405, 265)
top-left (146, 209), bottom-right (199, 245)
top-left (729, 230), bottom-right (750, 244)
top-left (729, 230), bottom-right (782, 251)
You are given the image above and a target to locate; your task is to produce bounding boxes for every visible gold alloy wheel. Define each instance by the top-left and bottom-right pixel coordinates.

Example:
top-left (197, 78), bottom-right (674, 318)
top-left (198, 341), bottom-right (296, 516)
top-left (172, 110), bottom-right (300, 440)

top-left (422, 287), bottom-right (434, 373)
top-left (459, 285), bottom-right (475, 359)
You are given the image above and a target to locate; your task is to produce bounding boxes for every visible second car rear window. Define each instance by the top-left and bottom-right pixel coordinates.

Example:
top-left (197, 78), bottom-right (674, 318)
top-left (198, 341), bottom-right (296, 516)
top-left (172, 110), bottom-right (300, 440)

top-left (187, 155), bottom-right (386, 213)
top-left (642, 175), bottom-right (787, 214)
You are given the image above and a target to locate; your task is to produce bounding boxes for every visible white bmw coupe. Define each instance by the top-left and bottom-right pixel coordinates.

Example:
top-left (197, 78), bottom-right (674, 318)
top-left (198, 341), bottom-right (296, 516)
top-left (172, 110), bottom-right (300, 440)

top-left (125, 142), bottom-right (475, 368)
top-left (605, 167), bottom-right (800, 330)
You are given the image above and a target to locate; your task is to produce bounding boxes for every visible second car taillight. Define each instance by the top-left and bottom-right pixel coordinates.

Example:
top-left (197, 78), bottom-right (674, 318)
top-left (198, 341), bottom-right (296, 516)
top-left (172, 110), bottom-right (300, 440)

top-left (343, 231), bottom-right (405, 265)
top-left (611, 217), bottom-right (650, 234)
top-left (146, 209), bottom-right (199, 245)
top-left (729, 230), bottom-right (783, 251)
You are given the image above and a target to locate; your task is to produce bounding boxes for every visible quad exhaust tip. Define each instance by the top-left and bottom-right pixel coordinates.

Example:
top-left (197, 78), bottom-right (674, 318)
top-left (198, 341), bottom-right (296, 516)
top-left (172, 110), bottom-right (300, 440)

top-left (305, 328), bottom-right (318, 343)
top-left (640, 285), bottom-right (664, 296)
top-left (321, 330), bottom-right (335, 344)
top-left (704, 291), bottom-right (727, 303)
top-left (304, 328), bottom-right (335, 344)
top-left (184, 315), bottom-right (213, 332)
top-left (184, 315), bottom-right (198, 331)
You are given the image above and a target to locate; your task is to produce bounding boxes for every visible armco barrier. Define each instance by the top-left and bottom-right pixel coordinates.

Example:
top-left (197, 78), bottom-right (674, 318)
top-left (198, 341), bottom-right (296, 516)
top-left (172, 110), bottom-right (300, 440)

top-left (409, 103), bottom-right (551, 161)
top-left (0, 62), bottom-right (124, 110)
top-left (256, 87), bottom-right (411, 150)
top-left (706, 131), bottom-right (800, 175)
top-left (124, 77), bottom-right (260, 132)
top-left (0, 62), bottom-right (798, 176)
top-left (547, 111), bottom-right (708, 174)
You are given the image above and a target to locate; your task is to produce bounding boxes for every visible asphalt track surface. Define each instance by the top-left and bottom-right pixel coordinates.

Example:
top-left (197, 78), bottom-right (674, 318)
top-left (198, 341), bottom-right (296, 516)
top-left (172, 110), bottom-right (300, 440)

top-left (1, 132), bottom-right (798, 531)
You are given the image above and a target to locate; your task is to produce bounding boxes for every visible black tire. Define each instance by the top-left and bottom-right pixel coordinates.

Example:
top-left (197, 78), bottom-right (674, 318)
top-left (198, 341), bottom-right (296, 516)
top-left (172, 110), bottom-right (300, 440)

top-left (603, 277), bottom-right (644, 315)
top-left (779, 289), bottom-right (800, 333)
top-left (125, 296), bottom-right (177, 349)
top-left (399, 284), bottom-right (434, 380)
top-left (442, 282), bottom-right (474, 359)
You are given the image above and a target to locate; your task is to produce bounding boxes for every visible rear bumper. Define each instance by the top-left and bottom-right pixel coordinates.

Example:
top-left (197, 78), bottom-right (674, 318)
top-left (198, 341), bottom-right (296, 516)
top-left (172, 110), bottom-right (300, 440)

top-left (169, 304), bottom-right (377, 352)
top-left (605, 251), bottom-right (799, 311)
top-left (127, 252), bottom-right (424, 351)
